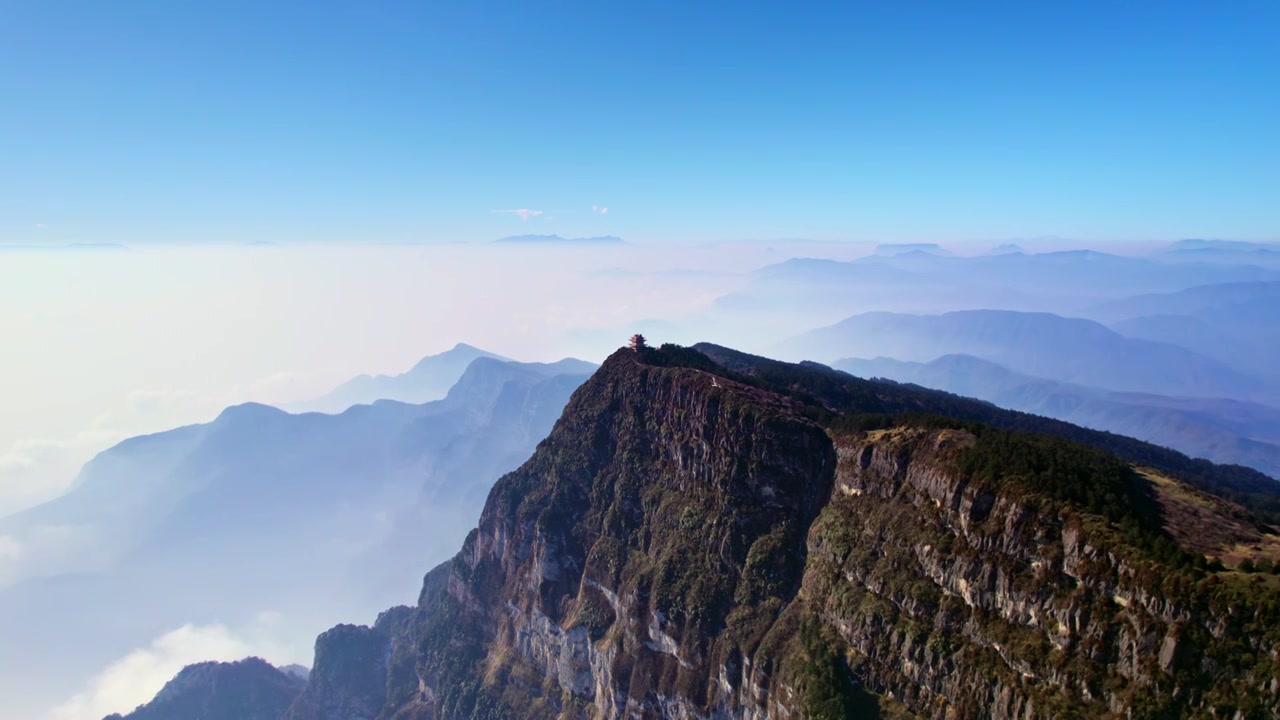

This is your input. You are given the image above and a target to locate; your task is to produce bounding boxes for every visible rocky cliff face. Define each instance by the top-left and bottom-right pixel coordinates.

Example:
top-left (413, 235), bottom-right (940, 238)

top-left (171, 345), bottom-right (1280, 719)
top-left (807, 425), bottom-right (1280, 718)
top-left (375, 347), bottom-right (840, 719)
top-left (283, 624), bottom-right (393, 720)
top-left (103, 657), bottom-right (304, 720)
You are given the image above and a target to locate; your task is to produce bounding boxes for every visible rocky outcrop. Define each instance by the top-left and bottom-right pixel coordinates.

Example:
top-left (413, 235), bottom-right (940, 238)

top-left (804, 426), bottom-right (1280, 718)
top-left (103, 657), bottom-right (304, 720)
top-left (292, 348), bottom-right (842, 718)
top-left (282, 625), bottom-right (390, 720)
top-left (233, 346), bottom-right (1280, 718)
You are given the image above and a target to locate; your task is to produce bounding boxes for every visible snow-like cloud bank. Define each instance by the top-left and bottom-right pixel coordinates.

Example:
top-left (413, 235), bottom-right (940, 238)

top-left (48, 616), bottom-right (295, 720)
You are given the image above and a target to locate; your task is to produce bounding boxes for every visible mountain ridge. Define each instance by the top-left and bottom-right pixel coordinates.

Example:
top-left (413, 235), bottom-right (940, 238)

top-left (836, 353), bottom-right (1280, 480)
top-left (785, 309), bottom-right (1272, 403)
top-left (120, 343), bottom-right (1280, 718)
top-left (104, 657), bottom-right (305, 720)
top-left (288, 343), bottom-right (511, 414)
top-left (1, 356), bottom-right (595, 720)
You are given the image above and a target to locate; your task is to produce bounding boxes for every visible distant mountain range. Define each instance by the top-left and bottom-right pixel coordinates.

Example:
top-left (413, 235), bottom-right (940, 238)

top-left (873, 242), bottom-right (951, 256)
top-left (288, 343), bottom-right (510, 413)
top-left (494, 234), bottom-right (624, 244)
top-left (837, 354), bottom-right (1280, 480)
top-left (0, 354), bottom-right (594, 720)
top-left (125, 343), bottom-right (1280, 719)
top-left (768, 249), bottom-right (1280, 298)
top-left (709, 247), bottom-right (1280, 333)
top-left (987, 243), bottom-right (1023, 255)
top-left (1156, 239), bottom-right (1280, 266)
top-left (1089, 280), bottom-right (1280, 322)
top-left (1085, 282), bottom-right (1280, 382)
top-left (784, 309), bottom-right (1272, 403)
top-left (1168, 239), bottom-right (1280, 252)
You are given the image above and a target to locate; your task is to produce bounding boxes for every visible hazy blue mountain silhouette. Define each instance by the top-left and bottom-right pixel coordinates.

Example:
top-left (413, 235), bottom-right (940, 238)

top-left (1089, 282), bottom-right (1280, 381)
top-left (874, 242), bottom-right (952, 256)
top-left (0, 356), bottom-right (593, 720)
top-left (764, 250), bottom-right (1280, 297)
top-left (837, 354), bottom-right (1280, 479)
top-left (712, 250), bottom-right (1280, 327)
top-left (785, 309), bottom-right (1271, 402)
top-left (288, 343), bottom-right (509, 414)
top-left (987, 243), bottom-right (1024, 255)
top-left (1157, 239), bottom-right (1280, 267)
top-left (1089, 281), bottom-right (1280, 321)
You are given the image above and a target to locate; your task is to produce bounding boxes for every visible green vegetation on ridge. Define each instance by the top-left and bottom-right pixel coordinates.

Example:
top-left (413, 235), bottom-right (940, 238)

top-left (312, 343), bottom-right (1280, 720)
top-left (691, 342), bottom-right (1280, 525)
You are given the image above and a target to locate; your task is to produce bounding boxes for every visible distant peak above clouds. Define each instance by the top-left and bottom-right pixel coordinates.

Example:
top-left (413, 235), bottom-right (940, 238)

top-left (493, 234), bottom-right (624, 245)
top-left (1168, 239), bottom-right (1280, 252)
top-left (1157, 239), bottom-right (1280, 267)
top-left (987, 243), bottom-right (1024, 255)
top-left (287, 344), bottom-right (509, 414)
top-left (873, 243), bottom-right (952, 257)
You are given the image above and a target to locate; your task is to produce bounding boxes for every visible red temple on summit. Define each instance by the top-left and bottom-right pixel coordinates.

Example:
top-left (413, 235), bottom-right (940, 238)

top-left (629, 334), bottom-right (647, 351)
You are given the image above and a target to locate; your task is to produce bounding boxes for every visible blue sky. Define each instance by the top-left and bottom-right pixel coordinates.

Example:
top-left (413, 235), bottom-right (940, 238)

top-left (2, 1), bottom-right (1277, 245)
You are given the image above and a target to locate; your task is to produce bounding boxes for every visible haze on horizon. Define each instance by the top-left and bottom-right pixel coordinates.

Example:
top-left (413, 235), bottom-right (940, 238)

top-left (0, 236), bottom-right (1227, 519)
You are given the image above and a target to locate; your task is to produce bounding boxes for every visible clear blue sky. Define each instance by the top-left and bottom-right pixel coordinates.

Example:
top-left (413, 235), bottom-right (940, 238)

top-left (2, 1), bottom-right (1277, 245)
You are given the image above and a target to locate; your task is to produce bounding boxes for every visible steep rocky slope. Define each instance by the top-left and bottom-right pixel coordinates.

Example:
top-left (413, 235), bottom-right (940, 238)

top-left (143, 344), bottom-right (1280, 719)
top-left (807, 422), bottom-right (1280, 717)
top-left (104, 657), bottom-right (304, 720)
top-left (387, 346), bottom-right (841, 718)
top-left (697, 343), bottom-right (1280, 525)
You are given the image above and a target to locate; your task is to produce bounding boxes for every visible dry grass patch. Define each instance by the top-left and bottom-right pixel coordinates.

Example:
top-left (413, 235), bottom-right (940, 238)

top-left (1138, 467), bottom-right (1280, 566)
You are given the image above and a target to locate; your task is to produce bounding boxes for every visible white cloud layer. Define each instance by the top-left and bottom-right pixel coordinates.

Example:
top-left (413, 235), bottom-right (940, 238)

top-left (0, 370), bottom-right (331, 520)
top-left (48, 619), bottom-right (292, 720)
top-left (0, 241), bottom-right (812, 525)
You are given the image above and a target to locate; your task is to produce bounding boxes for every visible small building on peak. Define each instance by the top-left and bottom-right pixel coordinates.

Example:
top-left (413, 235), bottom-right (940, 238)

top-left (629, 334), bottom-right (647, 351)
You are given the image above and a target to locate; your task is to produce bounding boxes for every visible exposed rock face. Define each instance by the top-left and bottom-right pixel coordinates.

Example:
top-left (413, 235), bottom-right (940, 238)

top-left (282, 624), bottom-right (391, 720)
top-left (220, 346), bottom-right (1280, 718)
top-left (102, 657), bottom-right (303, 720)
top-left (807, 426), bottom-right (1277, 718)
top-left (381, 348), bottom-right (840, 718)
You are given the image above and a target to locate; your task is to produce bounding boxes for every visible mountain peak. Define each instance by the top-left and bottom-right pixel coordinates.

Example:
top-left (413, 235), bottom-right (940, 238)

top-left (271, 344), bottom-right (1280, 717)
top-left (105, 657), bottom-right (304, 720)
top-left (131, 344), bottom-right (1280, 718)
top-left (987, 242), bottom-right (1024, 255)
top-left (407, 342), bottom-right (504, 371)
top-left (873, 242), bottom-right (951, 257)
top-left (291, 344), bottom-right (508, 413)
top-left (213, 401), bottom-right (288, 424)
